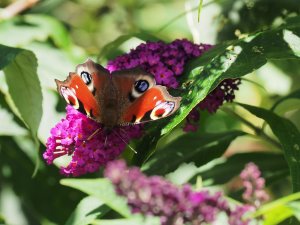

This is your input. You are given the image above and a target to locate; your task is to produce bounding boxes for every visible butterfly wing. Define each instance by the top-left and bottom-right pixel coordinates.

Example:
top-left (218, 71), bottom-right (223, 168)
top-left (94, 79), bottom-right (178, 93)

top-left (55, 59), bottom-right (109, 122)
top-left (112, 68), bottom-right (181, 125)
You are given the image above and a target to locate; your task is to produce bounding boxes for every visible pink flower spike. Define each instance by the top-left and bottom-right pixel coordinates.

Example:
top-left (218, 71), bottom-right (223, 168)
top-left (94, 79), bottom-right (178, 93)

top-left (43, 106), bottom-right (143, 176)
top-left (240, 162), bottom-right (269, 207)
top-left (105, 160), bottom-right (252, 225)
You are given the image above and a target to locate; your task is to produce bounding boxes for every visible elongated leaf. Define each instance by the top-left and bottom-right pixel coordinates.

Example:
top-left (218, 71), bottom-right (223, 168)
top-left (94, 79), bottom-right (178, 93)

top-left (271, 89), bottom-right (300, 111)
top-left (133, 16), bottom-right (300, 166)
top-left (253, 192), bottom-right (300, 225)
top-left (144, 131), bottom-right (245, 175)
top-left (0, 15), bottom-right (71, 49)
top-left (93, 216), bottom-right (161, 225)
top-left (238, 103), bottom-right (300, 192)
top-left (93, 216), bottom-right (160, 225)
top-left (65, 196), bottom-right (108, 225)
top-left (0, 88), bottom-right (27, 136)
top-left (60, 178), bottom-right (131, 218)
top-left (0, 45), bottom-right (21, 69)
top-left (189, 152), bottom-right (288, 185)
top-left (98, 32), bottom-right (161, 62)
top-left (163, 16), bottom-right (300, 135)
top-left (0, 45), bottom-right (43, 138)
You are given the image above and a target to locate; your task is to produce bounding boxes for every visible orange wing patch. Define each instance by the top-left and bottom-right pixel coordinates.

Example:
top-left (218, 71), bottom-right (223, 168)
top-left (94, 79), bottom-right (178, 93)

top-left (56, 74), bottom-right (100, 119)
top-left (123, 86), bottom-right (181, 124)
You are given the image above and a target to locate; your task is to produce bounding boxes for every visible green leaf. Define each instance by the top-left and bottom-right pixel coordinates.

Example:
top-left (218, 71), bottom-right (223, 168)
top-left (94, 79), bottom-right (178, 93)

top-left (0, 89), bottom-right (27, 136)
top-left (163, 16), bottom-right (300, 136)
top-left (189, 152), bottom-right (288, 186)
top-left (93, 215), bottom-right (161, 225)
top-left (92, 215), bottom-right (160, 225)
top-left (143, 131), bottom-right (245, 176)
top-left (0, 45), bottom-right (42, 176)
top-left (197, 0), bottom-right (204, 22)
top-left (98, 32), bottom-right (161, 62)
top-left (1, 45), bottom-right (43, 138)
top-left (253, 192), bottom-right (300, 225)
top-left (287, 201), bottom-right (300, 221)
top-left (60, 178), bottom-right (131, 218)
top-left (271, 89), bottom-right (300, 111)
top-left (65, 196), bottom-right (108, 225)
top-left (237, 103), bottom-right (300, 192)
top-left (0, 45), bottom-right (21, 69)
top-left (0, 107), bottom-right (27, 136)
top-left (0, 14), bottom-right (71, 49)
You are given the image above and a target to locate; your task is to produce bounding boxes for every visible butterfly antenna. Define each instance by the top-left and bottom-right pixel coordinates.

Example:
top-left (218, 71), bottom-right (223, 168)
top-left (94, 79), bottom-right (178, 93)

top-left (113, 129), bottom-right (137, 154)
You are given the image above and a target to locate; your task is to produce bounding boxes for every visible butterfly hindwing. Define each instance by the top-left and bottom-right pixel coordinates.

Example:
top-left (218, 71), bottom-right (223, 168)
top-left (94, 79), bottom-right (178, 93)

top-left (111, 69), bottom-right (181, 125)
top-left (122, 85), bottom-right (181, 124)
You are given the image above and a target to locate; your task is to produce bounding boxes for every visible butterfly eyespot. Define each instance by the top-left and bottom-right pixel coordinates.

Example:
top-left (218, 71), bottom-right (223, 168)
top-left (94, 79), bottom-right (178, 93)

top-left (80, 71), bottom-right (92, 85)
top-left (134, 80), bottom-right (149, 93)
top-left (80, 71), bottom-right (95, 94)
top-left (150, 101), bottom-right (176, 120)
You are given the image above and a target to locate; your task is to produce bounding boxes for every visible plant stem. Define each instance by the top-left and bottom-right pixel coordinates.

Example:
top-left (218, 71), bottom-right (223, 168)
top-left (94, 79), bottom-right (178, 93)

top-left (221, 107), bottom-right (282, 149)
top-left (0, 0), bottom-right (39, 20)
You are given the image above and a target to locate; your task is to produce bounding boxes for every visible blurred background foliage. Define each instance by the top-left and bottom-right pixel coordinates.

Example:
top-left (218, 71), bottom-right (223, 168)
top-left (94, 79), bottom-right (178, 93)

top-left (0, 0), bottom-right (300, 225)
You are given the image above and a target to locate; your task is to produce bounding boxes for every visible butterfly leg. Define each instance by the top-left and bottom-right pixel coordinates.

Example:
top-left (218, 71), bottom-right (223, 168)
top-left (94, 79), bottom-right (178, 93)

top-left (83, 127), bottom-right (102, 145)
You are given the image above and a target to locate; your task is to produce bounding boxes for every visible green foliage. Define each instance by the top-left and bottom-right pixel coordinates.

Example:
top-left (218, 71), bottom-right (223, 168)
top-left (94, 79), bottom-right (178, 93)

top-left (144, 131), bottom-right (245, 175)
top-left (61, 179), bottom-right (131, 218)
top-left (1, 0), bottom-right (300, 224)
top-left (1, 45), bottom-right (42, 138)
top-left (238, 103), bottom-right (300, 192)
top-left (92, 216), bottom-right (161, 225)
top-left (189, 152), bottom-right (288, 186)
top-left (132, 15), bottom-right (300, 165)
top-left (253, 192), bottom-right (300, 225)
top-left (65, 196), bottom-right (108, 225)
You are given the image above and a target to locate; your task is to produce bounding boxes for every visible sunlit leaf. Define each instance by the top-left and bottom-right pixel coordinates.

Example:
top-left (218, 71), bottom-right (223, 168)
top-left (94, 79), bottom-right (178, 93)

top-left (61, 178), bottom-right (131, 218)
top-left (253, 192), bottom-right (300, 225)
top-left (92, 215), bottom-right (160, 225)
top-left (98, 32), bottom-right (162, 62)
top-left (0, 14), bottom-right (71, 49)
top-left (0, 45), bottom-right (42, 139)
top-left (65, 196), bottom-right (108, 225)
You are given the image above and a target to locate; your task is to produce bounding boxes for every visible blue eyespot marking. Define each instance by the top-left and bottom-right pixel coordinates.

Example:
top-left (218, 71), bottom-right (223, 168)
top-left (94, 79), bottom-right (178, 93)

top-left (135, 80), bottom-right (149, 93)
top-left (81, 71), bottom-right (92, 85)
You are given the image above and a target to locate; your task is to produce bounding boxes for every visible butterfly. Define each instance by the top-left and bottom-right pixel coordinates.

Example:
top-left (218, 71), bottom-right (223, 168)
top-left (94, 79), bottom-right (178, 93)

top-left (55, 59), bottom-right (181, 130)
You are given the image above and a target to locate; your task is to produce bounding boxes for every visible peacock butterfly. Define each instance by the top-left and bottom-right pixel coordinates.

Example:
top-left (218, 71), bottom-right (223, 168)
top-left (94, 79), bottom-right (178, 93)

top-left (55, 59), bottom-right (181, 129)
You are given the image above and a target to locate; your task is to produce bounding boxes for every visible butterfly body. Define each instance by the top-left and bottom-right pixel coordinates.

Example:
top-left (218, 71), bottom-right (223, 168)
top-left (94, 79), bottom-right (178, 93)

top-left (55, 59), bottom-right (181, 129)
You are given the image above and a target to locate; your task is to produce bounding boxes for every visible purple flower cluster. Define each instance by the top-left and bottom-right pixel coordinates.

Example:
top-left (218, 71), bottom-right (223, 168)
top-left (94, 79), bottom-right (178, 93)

top-left (107, 39), bottom-right (212, 89)
top-left (43, 106), bottom-right (142, 176)
top-left (105, 160), bottom-right (252, 225)
top-left (240, 162), bottom-right (269, 208)
top-left (183, 79), bottom-right (241, 132)
top-left (107, 39), bottom-right (241, 131)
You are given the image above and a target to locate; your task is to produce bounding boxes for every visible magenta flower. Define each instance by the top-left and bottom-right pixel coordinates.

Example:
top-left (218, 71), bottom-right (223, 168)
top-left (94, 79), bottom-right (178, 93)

top-left (105, 160), bottom-right (252, 225)
top-left (240, 162), bottom-right (269, 207)
top-left (107, 39), bottom-right (241, 131)
top-left (43, 106), bottom-right (142, 176)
